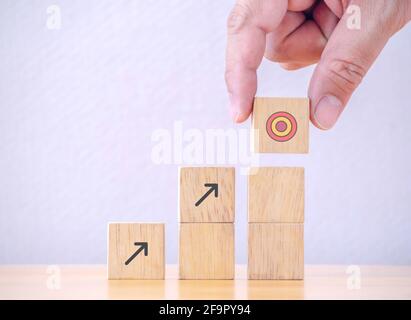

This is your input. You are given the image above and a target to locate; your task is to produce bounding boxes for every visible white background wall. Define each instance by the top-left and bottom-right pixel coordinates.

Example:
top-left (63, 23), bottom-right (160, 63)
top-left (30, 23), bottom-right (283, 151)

top-left (1, 0), bottom-right (410, 265)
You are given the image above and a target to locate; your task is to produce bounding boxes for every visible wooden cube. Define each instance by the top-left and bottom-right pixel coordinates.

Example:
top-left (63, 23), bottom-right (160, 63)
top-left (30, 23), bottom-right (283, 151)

top-left (248, 223), bottom-right (304, 280)
top-left (108, 223), bottom-right (165, 280)
top-left (179, 223), bottom-right (234, 279)
top-left (248, 167), bottom-right (304, 223)
top-left (252, 97), bottom-right (309, 153)
top-left (179, 167), bottom-right (235, 223)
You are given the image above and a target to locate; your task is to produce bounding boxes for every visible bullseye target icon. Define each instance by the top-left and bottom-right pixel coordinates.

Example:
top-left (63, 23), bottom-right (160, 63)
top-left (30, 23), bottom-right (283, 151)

top-left (266, 112), bottom-right (297, 142)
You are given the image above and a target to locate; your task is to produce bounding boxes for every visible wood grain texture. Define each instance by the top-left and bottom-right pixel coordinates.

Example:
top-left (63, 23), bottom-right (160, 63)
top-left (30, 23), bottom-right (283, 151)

top-left (248, 167), bottom-right (304, 223)
top-left (108, 223), bottom-right (165, 280)
top-left (2, 265), bottom-right (411, 300)
top-left (179, 167), bottom-right (235, 223)
top-left (251, 97), bottom-right (309, 153)
top-left (248, 223), bottom-right (304, 280)
top-left (179, 223), bottom-right (234, 279)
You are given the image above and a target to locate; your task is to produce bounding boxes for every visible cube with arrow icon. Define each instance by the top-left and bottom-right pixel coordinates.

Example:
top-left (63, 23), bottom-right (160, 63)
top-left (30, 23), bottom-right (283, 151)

top-left (107, 223), bottom-right (165, 280)
top-left (179, 167), bottom-right (235, 223)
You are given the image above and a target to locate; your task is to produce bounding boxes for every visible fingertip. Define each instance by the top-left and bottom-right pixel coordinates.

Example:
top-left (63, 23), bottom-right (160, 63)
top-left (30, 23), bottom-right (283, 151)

top-left (228, 88), bottom-right (254, 124)
top-left (234, 111), bottom-right (250, 123)
top-left (280, 62), bottom-right (310, 70)
top-left (229, 101), bottom-right (251, 124)
top-left (310, 116), bottom-right (330, 131)
top-left (311, 95), bottom-right (343, 130)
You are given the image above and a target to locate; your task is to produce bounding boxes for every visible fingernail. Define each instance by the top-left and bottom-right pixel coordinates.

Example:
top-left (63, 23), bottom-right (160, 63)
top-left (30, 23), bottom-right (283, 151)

top-left (313, 95), bottom-right (343, 130)
top-left (234, 112), bottom-right (244, 123)
top-left (230, 109), bottom-right (243, 123)
top-left (228, 93), bottom-right (243, 123)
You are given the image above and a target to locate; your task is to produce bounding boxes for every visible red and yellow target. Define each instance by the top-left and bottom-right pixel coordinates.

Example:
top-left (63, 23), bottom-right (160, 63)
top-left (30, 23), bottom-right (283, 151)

top-left (266, 112), bottom-right (298, 142)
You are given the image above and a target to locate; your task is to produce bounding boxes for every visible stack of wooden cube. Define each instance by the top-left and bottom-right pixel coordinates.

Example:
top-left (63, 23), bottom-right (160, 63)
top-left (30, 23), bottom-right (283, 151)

top-left (247, 167), bottom-right (304, 279)
top-left (178, 167), bottom-right (235, 279)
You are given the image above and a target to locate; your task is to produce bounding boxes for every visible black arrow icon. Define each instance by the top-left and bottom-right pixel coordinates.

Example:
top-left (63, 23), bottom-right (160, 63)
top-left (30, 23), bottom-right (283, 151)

top-left (124, 242), bottom-right (148, 266)
top-left (195, 183), bottom-right (218, 207)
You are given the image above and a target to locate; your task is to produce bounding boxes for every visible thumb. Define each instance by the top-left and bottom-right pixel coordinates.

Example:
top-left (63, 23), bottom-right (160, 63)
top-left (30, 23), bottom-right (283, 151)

top-left (308, 2), bottom-right (394, 130)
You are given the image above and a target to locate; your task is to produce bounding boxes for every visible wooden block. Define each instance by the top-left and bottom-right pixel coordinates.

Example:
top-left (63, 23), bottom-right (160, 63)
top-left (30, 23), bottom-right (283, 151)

top-left (248, 223), bottom-right (304, 280)
top-left (108, 223), bottom-right (165, 280)
top-left (179, 223), bottom-right (234, 279)
top-left (251, 97), bottom-right (309, 153)
top-left (179, 167), bottom-right (235, 223)
top-left (248, 167), bottom-right (304, 223)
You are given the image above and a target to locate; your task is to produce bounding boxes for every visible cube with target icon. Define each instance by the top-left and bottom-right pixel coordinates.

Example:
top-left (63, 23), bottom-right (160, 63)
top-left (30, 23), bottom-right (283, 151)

top-left (251, 97), bottom-right (309, 154)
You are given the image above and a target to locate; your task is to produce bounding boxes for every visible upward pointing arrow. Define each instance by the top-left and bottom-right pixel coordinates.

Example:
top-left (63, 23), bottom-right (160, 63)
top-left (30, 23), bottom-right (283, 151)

top-left (195, 183), bottom-right (219, 207)
top-left (124, 242), bottom-right (148, 266)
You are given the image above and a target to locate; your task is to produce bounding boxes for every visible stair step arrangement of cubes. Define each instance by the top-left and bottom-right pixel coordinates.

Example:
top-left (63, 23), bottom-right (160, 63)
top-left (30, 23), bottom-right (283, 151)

top-left (107, 97), bottom-right (309, 280)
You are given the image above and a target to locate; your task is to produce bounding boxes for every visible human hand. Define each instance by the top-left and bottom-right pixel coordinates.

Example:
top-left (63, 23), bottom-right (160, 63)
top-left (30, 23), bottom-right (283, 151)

top-left (225, 0), bottom-right (411, 129)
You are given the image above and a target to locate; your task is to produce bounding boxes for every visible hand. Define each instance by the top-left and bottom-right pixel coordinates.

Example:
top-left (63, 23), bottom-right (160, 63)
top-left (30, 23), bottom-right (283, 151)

top-left (225, 0), bottom-right (411, 129)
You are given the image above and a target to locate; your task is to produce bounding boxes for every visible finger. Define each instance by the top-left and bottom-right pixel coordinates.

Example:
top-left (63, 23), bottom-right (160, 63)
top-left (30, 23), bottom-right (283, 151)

top-left (225, 0), bottom-right (288, 123)
top-left (308, 3), bottom-right (392, 130)
top-left (266, 18), bottom-right (326, 65)
top-left (264, 11), bottom-right (305, 62)
top-left (280, 62), bottom-right (314, 70)
top-left (324, 0), bottom-right (345, 18)
top-left (313, 0), bottom-right (339, 39)
top-left (288, 0), bottom-right (317, 12)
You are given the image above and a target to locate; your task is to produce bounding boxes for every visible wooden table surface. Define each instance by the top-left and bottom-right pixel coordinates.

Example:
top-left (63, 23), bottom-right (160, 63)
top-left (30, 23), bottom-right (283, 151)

top-left (0, 265), bottom-right (410, 300)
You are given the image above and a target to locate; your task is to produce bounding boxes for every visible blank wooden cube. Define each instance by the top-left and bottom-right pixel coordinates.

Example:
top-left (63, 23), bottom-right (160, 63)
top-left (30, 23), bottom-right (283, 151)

top-left (179, 167), bottom-right (235, 223)
top-left (179, 223), bottom-right (234, 279)
top-left (252, 97), bottom-right (309, 153)
top-left (248, 223), bottom-right (304, 280)
top-left (108, 223), bottom-right (165, 280)
top-left (248, 167), bottom-right (304, 223)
